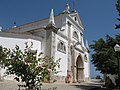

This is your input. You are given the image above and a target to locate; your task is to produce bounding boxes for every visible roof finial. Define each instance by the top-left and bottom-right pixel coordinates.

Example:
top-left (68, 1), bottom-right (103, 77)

top-left (64, 2), bottom-right (70, 13)
top-left (49, 8), bottom-right (55, 25)
top-left (0, 26), bottom-right (2, 31)
top-left (12, 21), bottom-right (17, 28)
top-left (86, 40), bottom-right (89, 51)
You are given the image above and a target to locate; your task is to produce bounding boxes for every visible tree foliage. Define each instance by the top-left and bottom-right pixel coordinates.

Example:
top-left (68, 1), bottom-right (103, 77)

top-left (115, 0), bottom-right (120, 29)
top-left (90, 34), bottom-right (120, 74)
top-left (0, 42), bottom-right (60, 90)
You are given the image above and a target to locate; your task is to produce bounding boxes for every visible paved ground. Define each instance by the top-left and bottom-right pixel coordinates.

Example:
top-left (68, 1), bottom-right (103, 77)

top-left (42, 82), bottom-right (106, 90)
top-left (0, 80), bottom-right (107, 90)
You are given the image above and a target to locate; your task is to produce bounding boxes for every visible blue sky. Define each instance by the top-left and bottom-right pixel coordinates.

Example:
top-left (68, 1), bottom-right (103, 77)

top-left (0, 0), bottom-right (119, 78)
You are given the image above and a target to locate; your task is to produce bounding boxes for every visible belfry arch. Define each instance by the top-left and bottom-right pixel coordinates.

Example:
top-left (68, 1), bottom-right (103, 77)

top-left (76, 55), bottom-right (84, 82)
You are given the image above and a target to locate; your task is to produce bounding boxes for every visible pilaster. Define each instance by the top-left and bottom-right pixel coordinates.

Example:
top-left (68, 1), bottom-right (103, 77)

top-left (45, 25), bottom-right (58, 57)
top-left (67, 22), bottom-right (71, 72)
top-left (71, 46), bottom-right (77, 82)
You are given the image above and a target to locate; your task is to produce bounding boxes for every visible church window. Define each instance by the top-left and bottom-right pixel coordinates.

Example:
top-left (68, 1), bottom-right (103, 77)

top-left (73, 31), bottom-right (79, 40)
top-left (57, 41), bottom-right (66, 53)
top-left (74, 17), bottom-right (77, 21)
top-left (80, 32), bottom-right (82, 35)
top-left (84, 54), bottom-right (87, 62)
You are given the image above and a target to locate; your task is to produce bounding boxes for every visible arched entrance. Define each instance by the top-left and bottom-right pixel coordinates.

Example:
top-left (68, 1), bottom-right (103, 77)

top-left (76, 55), bottom-right (84, 82)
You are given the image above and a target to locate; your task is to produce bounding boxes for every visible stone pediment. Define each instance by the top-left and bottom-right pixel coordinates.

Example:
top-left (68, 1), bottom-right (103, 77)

top-left (69, 12), bottom-right (84, 29)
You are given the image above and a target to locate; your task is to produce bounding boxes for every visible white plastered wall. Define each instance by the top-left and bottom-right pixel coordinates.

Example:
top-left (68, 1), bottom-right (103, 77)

top-left (54, 34), bottom-right (68, 76)
top-left (0, 35), bottom-right (41, 80)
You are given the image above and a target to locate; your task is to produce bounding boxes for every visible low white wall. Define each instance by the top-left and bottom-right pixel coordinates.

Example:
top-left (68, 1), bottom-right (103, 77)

top-left (107, 74), bottom-right (117, 85)
top-left (0, 33), bottom-right (42, 80)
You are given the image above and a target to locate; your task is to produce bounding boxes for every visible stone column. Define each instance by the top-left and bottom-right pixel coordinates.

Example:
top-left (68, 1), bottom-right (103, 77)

top-left (51, 32), bottom-right (56, 57)
top-left (0, 68), bottom-right (3, 81)
top-left (67, 22), bottom-right (71, 73)
top-left (0, 68), bottom-right (1, 81)
top-left (45, 30), bottom-right (52, 57)
top-left (73, 65), bottom-right (77, 82)
top-left (71, 46), bottom-right (76, 82)
top-left (45, 24), bottom-right (58, 57)
top-left (88, 53), bottom-right (90, 81)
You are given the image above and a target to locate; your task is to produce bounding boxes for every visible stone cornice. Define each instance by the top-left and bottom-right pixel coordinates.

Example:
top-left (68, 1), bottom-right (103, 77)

top-left (69, 12), bottom-right (84, 27)
top-left (57, 32), bottom-right (68, 40)
top-left (45, 24), bottom-right (59, 33)
top-left (74, 47), bottom-right (84, 53)
top-left (0, 32), bottom-right (42, 41)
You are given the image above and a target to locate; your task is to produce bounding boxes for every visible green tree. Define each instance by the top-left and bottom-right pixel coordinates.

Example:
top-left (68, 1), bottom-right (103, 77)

top-left (115, 0), bottom-right (120, 29)
top-left (90, 34), bottom-right (120, 75)
top-left (0, 42), bottom-right (60, 90)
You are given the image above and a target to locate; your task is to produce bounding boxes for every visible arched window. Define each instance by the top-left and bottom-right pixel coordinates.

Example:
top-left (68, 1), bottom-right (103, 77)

top-left (84, 54), bottom-right (87, 62)
top-left (57, 41), bottom-right (66, 53)
top-left (73, 31), bottom-right (79, 40)
top-left (74, 17), bottom-right (77, 21)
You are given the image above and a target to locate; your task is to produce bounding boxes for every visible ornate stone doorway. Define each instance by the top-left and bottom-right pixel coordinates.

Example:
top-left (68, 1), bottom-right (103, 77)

top-left (76, 55), bottom-right (84, 82)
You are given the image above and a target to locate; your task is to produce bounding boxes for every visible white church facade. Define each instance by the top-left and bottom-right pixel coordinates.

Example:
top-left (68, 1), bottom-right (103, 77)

top-left (0, 3), bottom-right (90, 82)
